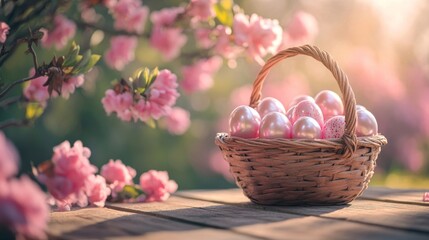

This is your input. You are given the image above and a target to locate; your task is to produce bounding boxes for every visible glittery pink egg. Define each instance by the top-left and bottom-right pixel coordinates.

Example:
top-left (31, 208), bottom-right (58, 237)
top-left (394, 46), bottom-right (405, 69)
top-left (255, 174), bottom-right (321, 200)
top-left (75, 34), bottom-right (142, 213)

top-left (288, 95), bottom-right (315, 109)
top-left (315, 90), bottom-right (344, 120)
top-left (322, 115), bottom-right (345, 139)
top-left (292, 100), bottom-right (324, 127)
top-left (259, 112), bottom-right (292, 139)
top-left (356, 109), bottom-right (378, 137)
top-left (229, 105), bottom-right (261, 138)
top-left (292, 116), bottom-right (321, 139)
top-left (256, 97), bottom-right (286, 118)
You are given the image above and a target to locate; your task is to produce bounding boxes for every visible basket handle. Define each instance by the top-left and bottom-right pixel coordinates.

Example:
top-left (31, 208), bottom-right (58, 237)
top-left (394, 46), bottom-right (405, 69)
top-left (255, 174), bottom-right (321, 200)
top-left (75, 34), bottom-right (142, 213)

top-left (249, 45), bottom-right (357, 157)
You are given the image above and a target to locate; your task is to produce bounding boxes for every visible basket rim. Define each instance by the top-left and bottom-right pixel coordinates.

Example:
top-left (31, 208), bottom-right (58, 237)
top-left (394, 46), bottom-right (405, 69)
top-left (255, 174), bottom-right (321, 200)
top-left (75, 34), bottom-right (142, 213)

top-left (215, 132), bottom-right (387, 149)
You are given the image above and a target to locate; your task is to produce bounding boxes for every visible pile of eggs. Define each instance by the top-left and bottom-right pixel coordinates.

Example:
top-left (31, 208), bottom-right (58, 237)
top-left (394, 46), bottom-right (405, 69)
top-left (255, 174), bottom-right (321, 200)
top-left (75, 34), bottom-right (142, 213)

top-left (228, 90), bottom-right (378, 139)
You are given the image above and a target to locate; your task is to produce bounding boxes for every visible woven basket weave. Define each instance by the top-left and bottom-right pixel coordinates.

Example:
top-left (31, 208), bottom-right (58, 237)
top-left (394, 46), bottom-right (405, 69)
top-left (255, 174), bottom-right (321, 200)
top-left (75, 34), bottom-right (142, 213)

top-left (215, 45), bottom-right (387, 205)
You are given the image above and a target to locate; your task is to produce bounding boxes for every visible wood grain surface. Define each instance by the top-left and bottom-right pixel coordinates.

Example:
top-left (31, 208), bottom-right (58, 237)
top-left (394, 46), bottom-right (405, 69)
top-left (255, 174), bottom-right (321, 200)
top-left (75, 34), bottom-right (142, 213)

top-left (47, 187), bottom-right (429, 240)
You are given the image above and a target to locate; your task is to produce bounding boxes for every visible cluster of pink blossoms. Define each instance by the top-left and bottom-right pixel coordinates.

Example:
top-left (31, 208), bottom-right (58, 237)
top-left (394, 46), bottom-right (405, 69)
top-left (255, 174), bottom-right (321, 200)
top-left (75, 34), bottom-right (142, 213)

top-left (104, 36), bottom-right (138, 70)
top-left (0, 132), bottom-right (49, 239)
top-left (100, 160), bottom-right (178, 202)
top-left (41, 15), bottom-right (76, 50)
top-left (102, 69), bottom-right (182, 123)
top-left (150, 7), bottom-right (188, 61)
top-left (23, 69), bottom-right (85, 105)
top-left (181, 56), bottom-right (223, 93)
top-left (37, 140), bottom-right (110, 211)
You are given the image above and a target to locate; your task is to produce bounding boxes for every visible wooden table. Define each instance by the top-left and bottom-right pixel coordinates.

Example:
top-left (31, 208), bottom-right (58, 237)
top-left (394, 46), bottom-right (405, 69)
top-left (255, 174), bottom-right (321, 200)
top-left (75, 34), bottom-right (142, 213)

top-left (48, 187), bottom-right (429, 240)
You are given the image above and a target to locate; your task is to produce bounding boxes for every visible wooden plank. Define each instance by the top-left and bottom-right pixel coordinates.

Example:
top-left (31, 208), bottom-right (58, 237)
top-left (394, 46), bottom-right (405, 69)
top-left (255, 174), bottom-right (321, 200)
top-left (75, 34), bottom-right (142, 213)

top-left (360, 186), bottom-right (429, 205)
top-left (48, 206), bottom-right (260, 240)
top-left (176, 189), bottom-right (429, 233)
top-left (108, 196), bottom-right (429, 240)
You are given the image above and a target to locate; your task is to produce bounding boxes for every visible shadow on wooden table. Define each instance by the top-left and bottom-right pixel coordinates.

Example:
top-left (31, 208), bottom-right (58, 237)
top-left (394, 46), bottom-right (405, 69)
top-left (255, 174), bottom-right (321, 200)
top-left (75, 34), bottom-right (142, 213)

top-left (55, 203), bottom-right (350, 239)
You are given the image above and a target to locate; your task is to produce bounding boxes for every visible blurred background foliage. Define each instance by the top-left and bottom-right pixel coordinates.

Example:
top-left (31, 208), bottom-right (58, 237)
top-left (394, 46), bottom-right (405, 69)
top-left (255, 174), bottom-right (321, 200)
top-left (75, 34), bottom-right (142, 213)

top-left (1, 0), bottom-right (429, 189)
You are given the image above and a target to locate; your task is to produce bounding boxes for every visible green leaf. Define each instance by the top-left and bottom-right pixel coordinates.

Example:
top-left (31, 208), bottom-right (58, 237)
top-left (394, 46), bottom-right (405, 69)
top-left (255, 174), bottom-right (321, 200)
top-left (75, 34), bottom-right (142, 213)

top-left (72, 50), bottom-right (92, 74)
top-left (214, 0), bottom-right (234, 27)
top-left (143, 67), bottom-right (150, 85)
top-left (77, 54), bottom-right (101, 74)
top-left (63, 42), bottom-right (80, 67)
top-left (147, 67), bottom-right (159, 87)
top-left (145, 118), bottom-right (156, 129)
top-left (25, 102), bottom-right (44, 120)
top-left (120, 185), bottom-right (145, 199)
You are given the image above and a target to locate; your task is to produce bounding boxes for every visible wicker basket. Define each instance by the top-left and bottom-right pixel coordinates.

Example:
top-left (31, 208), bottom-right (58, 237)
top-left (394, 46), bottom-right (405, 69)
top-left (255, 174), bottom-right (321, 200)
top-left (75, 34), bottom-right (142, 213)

top-left (215, 45), bottom-right (387, 205)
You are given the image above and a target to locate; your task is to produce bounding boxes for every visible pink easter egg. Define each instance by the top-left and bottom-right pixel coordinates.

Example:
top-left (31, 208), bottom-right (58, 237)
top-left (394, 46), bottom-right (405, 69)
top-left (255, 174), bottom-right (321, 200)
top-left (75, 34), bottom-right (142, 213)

top-left (322, 115), bottom-right (345, 139)
top-left (259, 112), bottom-right (292, 139)
top-left (356, 109), bottom-right (378, 137)
top-left (292, 116), bottom-right (321, 139)
top-left (229, 105), bottom-right (261, 138)
top-left (256, 97), bottom-right (286, 118)
top-left (286, 105), bottom-right (295, 123)
top-left (315, 90), bottom-right (344, 120)
top-left (356, 105), bottom-right (366, 111)
top-left (288, 95), bottom-right (314, 109)
top-left (292, 100), bottom-right (324, 128)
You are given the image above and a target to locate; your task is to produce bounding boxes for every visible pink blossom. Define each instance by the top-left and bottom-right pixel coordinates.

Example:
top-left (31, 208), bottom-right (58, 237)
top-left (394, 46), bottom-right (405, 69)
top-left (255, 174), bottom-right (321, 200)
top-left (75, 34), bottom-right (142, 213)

top-left (187, 0), bottom-right (216, 21)
top-left (214, 25), bottom-right (243, 59)
top-left (159, 107), bottom-right (191, 135)
top-left (85, 175), bottom-right (111, 207)
top-left (150, 7), bottom-right (187, 60)
top-left (150, 26), bottom-right (187, 61)
top-left (104, 36), bottom-right (138, 70)
top-left (23, 73), bottom-right (49, 104)
top-left (139, 170), bottom-right (178, 202)
top-left (423, 192), bottom-right (429, 202)
top-left (62, 75), bottom-right (85, 99)
top-left (233, 13), bottom-right (283, 63)
top-left (41, 15), bottom-right (76, 50)
top-left (0, 131), bottom-right (19, 180)
top-left (133, 69), bottom-right (179, 121)
top-left (195, 28), bottom-right (214, 49)
top-left (101, 89), bottom-right (134, 121)
top-left (0, 22), bottom-right (10, 43)
top-left (38, 140), bottom-right (97, 210)
top-left (101, 159), bottom-right (136, 192)
top-left (0, 176), bottom-right (49, 239)
top-left (279, 11), bottom-right (318, 49)
top-left (151, 7), bottom-right (184, 27)
top-left (111, 0), bottom-right (149, 34)
top-left (181, 56), bottom-right (222, 93)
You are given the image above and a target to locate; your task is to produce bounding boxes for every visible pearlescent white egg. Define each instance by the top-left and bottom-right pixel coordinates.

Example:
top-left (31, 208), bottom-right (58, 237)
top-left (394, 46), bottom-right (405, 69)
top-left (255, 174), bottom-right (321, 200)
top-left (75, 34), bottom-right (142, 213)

top-left (315, 90), bottom-right (344, 120)
top-left (256, 97), bottom-right (286, 118)
top-left (292, 116), bottom-right (322, 139)
top-left (292, 100), bottom-right (324, 128)
top-left (229, 105), bottom-right (261, 138)
top-left (259, 112), bottom-right (292, 139)
top-left (322, 115), bottom-right (345, 139)
top-left (356, 109), bottom-right (378, 137)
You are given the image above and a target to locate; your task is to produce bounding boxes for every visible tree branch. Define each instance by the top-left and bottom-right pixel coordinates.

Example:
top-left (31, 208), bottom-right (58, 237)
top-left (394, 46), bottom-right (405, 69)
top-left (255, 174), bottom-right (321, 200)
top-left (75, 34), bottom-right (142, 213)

top-left (0, 95), bottom-right (23, 108)
top-left (0, 118), bottom-right (30, 129)
top-left (0, 75), bottom-right (39, 99)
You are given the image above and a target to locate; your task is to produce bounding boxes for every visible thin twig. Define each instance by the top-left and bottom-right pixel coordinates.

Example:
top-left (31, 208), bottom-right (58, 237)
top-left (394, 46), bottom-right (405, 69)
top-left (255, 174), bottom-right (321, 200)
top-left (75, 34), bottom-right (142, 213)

top-left (27, 34), bottom-right (39, 71)
top-left (0, 119), bottom-right (29, 129)
top-left (0, 95), bottom-right (23, 108)
top-left (0, 75), bottom-right (39, 99)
